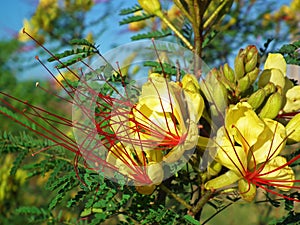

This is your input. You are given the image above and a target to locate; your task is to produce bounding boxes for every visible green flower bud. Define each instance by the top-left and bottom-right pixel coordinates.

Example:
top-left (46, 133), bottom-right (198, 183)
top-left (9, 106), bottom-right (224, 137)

top-left (258, 69), bottom-right (285, 89)
top-left (138, 0), bottom-right (161, 15)
top-left (247, 88), bottom-right (266, 110)
top-left (245, 47), bottom-right (258, 73)
top-left (259, 91), bottom-right (283, 119)
top-left (286, 113), bottom-right (300, 144)
top-left (234, 49), bottom-right (246, 80)
top-left (263, 82), bottom-right (277, 95)
top-left (246, 67), bottom-right (260, 84)
top-left (237, 74), bottom-right (250, 93)
top-left (223, 63), bottom-right (235, 83)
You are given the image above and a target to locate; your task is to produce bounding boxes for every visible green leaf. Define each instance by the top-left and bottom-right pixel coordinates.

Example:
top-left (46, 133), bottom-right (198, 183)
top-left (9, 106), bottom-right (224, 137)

top-left (119, 13), bottom-right (153, 25)
top-left (119, 4), bottom-right (142, 15)
top-left (183, 215), bottom-right (201, 225)
top-left (131, 29), bottom-right (172, 41)
top-left (10, 150), bottom-right (27, 175)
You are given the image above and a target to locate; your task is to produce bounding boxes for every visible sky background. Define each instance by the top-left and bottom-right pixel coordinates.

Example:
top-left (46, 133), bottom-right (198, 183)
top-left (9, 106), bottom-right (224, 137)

top-left (0, 0), bottom-right (298, 81)
top-left (0, 0), bottom-right (35, 40)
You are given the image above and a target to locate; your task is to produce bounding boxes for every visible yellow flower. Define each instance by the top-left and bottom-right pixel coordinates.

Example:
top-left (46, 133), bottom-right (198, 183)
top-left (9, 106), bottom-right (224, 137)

top-left (205, 102), bottom-right (295, 202)
top-left (258, 53), bottom-right (286, 89)
top-left (283, 85), bottom-right (300, 112)
top-left (133, 74), bottom-right (202, 163)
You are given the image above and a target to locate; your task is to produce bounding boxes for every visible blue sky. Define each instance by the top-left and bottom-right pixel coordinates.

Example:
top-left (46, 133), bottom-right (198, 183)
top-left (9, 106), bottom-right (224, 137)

top-left (0, 0), bottom-right (35, 39)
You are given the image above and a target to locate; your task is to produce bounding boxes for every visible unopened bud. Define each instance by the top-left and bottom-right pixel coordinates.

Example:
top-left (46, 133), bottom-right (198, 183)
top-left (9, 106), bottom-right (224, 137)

top-left (135, 184), bottom-right (156, 195)
top-left (138, 0), bottom-right (161, 15)
top-left (246, 67), bottom-right (259, 84)
top-left (245, 47), bottom-right (259, 73)
top-left (263, 82), bottom-right (276, 95)
top-left (247, 88), bottom-right (266, 110)
top-left (223, 63), bottom-right (235, 83)
top-left (237, 74), bottom-right (250, 93)
top-left (234, 49), bottom-right (245, 80)
top-left (259, 91), bottom-right (283, 119)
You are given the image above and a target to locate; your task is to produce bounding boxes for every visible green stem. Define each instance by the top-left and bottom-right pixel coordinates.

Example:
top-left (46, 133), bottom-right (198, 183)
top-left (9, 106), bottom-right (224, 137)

top-left (156, 12), bottom-right (194, 51)
top-left (173, 0), bottom-right (193, 22)
top-left (159, 184), bottom-right (193, 210)
top-left (203, 0), bottom-right (230, 30)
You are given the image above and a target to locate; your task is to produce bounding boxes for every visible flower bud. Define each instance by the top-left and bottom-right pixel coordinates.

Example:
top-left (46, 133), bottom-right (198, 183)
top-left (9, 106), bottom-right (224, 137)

top-left (138, 0), bottom-right (161, 15)
top-left (246, 67), bottom-right (260, 84)
top-left (207, 161), bottom-right (222, 176)
top-left (204, 170), bottom-right (240, 190)
top-left (234, 49), bottom-right (246, 80)
top-left (286, 113), bottom-right (300, 144)
top-left (135, 184), bottom-right (156, 195)
top-left (245, 46), bottom-right (258, 73)
top-left (247, 88), bottom-right (266, 110)
top-left (237, 73), bottom-right (250, 92)
top-left (259, 91), bottom-right (283, 119)
top-left (223, 63), bottom-right (235, 83)
top-left (263, 82), bottom-right (276, 95)
top-left (258, 69), bottom-right (285, 89)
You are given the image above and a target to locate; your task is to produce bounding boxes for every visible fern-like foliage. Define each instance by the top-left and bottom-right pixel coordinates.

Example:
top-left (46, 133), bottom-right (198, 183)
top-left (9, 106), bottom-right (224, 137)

top-left (119, 12), bottom-right (153, 25)
top-left (119, 4), bottom-right (142, 15)
top-left (277, 40), bottom-right (300, 66)
top-left (131, 29), bottom-right (173, 41)
top-left (47, 38), bottom-right (99, 69)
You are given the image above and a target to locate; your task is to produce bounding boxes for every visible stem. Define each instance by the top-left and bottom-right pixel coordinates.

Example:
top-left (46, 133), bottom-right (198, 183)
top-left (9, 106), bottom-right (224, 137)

top-left (173, 0), bottom-right (193, 22)
top-left (159, 184), bottom-right (193, 210)
top-left (156, 12), bottom-right (194, 51)
top-left (203, 0), bottom-right (230, 30)
top-left (191, 189), bottom-right (212, 216)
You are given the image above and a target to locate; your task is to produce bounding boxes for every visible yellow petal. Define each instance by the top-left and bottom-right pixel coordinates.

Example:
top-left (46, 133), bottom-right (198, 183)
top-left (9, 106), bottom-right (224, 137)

top-left (215, 127), bottom-right (247, 175)
top-left (283, 85), bottom-right (300, 112)
top-left (238, 179), bottom-right (257, 202)
top-left (163, 119), bottom-right (198, 163)
top-left (250, 119), bottom-right (286, 167)
top-left (286, 113), bottom-right (300, 144)
top-left (226, 102), bottom-right (265, 149)
top-left (147, 162), bottom-right (164, 185)
top-left (264, 53), bottom-right (287, 75)
top-left (204, 170), bottom-right (241, 190)
top-left (258, 156), bottom-right (295, 191)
